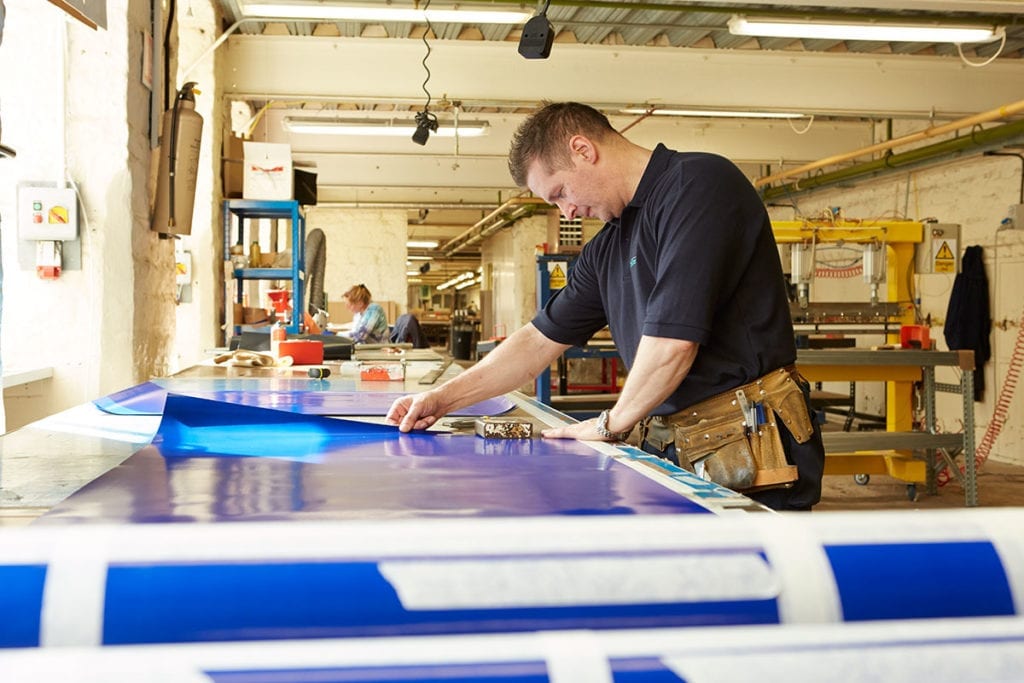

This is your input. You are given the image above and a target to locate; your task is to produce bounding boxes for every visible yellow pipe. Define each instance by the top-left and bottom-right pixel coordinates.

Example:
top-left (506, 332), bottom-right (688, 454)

top-left (755, 98), bottom-right (1024, 188)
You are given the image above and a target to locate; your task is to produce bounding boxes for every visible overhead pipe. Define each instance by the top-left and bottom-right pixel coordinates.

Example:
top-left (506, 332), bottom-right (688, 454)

top-left (441, 197), bottom-right (551, 256)
top-left (756, 98), bottom-right (1024, 188)
top-left (762, 117), bottom-right (1024, 201)
top-left (315, 201), bottom-right (502, 211)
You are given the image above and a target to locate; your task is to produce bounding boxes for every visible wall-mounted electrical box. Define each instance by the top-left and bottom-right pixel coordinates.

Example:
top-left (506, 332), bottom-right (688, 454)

top-left (915, 222), bottom-right (960, 275)
top-left (17, 185), bottom-right (79, 241)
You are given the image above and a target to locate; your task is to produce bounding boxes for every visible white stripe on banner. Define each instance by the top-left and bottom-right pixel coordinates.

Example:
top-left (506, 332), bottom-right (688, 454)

top-left (980, 510), bottom-right (1024, 616)
top-left (541, 630), bottom-right (613, 683)
top-left (379, 552), bottom-right (778, 609)
top-left (753, 514), bottom-right (842, 624)
top-left (39, 533), bottom-right (109, 647)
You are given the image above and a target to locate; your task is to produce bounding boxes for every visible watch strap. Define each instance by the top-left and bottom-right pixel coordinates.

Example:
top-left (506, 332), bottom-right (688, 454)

top-left (596, 409), bottom-right (632, 441)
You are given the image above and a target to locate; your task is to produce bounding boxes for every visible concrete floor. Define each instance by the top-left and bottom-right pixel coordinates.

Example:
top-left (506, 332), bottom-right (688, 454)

top-left (818, 459), bottom-right (1024, 511)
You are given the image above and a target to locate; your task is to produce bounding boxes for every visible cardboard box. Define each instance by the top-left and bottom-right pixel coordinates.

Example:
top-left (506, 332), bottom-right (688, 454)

top-left (243, 142), bottom-right (292, 200)
top-left (327, 299), bottom-right (399, 326)
top-left (328, 300), bottom-right (354, 325)
top-left (222, 136), bottom-right (245, 198)
top-left (233, 303), bottom-right (271, 325)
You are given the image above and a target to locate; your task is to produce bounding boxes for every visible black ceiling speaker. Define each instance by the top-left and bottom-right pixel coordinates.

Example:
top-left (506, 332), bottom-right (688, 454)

top-left (518, 13), bottom-right (554, 59)
top-left (419, 262), bottom-right (431, 274)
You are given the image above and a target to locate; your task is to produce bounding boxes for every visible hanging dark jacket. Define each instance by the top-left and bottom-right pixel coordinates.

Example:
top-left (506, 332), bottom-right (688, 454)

top-left (943, 245), bottom-right (990, 401)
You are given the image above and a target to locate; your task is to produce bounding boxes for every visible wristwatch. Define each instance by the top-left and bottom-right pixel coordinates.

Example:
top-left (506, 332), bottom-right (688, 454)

top-left (596, 409), bottom-right (632, 441)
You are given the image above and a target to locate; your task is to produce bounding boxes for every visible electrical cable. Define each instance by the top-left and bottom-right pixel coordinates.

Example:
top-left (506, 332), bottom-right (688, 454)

top-left (984, 152), bottom-right (1024, 204)
top-left (163, 0), bottom-right (176, 112)
top-left (411, 0), bottom-right (439, 144)
top-left (936, 296), bottom-right (1024, 488)
top-left (420, 0), bottom-right (433, 110)
top-left (956, 28), bottom-right (1007, 68)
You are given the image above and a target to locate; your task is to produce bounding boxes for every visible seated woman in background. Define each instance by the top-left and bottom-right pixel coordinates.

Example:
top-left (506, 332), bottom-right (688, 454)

top-left (343, 284), bottom-right (389, 344)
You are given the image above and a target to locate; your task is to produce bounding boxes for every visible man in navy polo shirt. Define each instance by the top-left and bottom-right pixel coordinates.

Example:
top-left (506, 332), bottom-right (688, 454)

top-left (388, 102), bottom-right (825, 511)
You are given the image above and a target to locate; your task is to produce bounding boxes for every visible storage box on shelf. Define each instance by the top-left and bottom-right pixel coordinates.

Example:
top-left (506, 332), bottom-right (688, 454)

top-left (222, 200), bottom-right (306, 338)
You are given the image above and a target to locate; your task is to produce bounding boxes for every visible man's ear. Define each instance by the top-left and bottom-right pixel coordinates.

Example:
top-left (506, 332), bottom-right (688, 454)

top-left (569, 134), bottom-right (596, 164)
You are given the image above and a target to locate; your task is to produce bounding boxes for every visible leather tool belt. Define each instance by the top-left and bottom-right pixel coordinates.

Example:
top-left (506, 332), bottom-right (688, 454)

top-left (644, 366), bottom-right (814, 493)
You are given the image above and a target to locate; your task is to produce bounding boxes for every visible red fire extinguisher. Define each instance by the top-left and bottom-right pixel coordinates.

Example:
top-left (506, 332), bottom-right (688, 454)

top-left (152, 82), bottom-right (203, 236)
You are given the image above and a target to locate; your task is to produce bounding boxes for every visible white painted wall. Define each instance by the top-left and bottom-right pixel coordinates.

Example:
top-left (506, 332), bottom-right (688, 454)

top-left (482, 212), bottom-right (550, 333)
top-left (304, 207), bottom-right (407, 318)
top-left (0, 0), bottom-right (136, 430)
top-left (0, 0), bottom-right (221, 431)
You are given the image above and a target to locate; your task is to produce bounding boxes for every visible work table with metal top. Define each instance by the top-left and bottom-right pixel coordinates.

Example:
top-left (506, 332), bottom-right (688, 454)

top-left (796, 348), bottom-right (977, 505)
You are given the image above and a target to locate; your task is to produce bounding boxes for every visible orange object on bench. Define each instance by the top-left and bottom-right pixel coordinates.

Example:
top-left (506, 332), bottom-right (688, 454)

top-left (277, 339), bottom-right (324, 364)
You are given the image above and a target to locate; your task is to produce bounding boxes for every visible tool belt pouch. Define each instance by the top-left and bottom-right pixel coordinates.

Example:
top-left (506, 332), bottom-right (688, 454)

top-left (673, 414), bottom-right (757, 490)
top-left (671, 368), bottom-right (813, 493)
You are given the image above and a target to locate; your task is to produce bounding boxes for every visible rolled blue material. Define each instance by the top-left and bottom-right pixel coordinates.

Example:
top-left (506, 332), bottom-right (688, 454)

top-left (4, 510), bottom-right (1022, 649)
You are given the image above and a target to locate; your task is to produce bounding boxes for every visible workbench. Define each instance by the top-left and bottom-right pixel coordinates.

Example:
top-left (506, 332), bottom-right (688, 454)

top-left (796, 348), bottom-right (977, 505)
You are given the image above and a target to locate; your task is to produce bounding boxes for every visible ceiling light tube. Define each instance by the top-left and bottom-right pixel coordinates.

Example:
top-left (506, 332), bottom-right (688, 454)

top-left (239, 1), bottom-right (532, 24)
top-left (283, 117), bottom-right (489, 138)
top-left (621, 107), bottom-right (804, 120)
top-left (407, 240), bottom-right (439, 249)
top-left (728, 15), bottom-right (1002, 43)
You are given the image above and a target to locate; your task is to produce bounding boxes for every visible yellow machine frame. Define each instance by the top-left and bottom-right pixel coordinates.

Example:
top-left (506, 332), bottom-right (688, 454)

top-left (772, 219), bottom-right (926, 483)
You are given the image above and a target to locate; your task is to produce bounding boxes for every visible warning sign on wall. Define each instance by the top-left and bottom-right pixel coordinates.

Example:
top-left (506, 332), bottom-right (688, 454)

top-left (933, 240), bottom-right (957, 273)
top-left (548, 262), bottom-right (567, 289)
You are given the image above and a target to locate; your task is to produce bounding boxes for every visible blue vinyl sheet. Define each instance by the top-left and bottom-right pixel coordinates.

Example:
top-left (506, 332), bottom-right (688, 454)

top-left (41, 394), bottom-right (710, 523)
top-left (827, 541), bottom-right (1016, 621)
top-left (94, 379), bottom-right (515, 417)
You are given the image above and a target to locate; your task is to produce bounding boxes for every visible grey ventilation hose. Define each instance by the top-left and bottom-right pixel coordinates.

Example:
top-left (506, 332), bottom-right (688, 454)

top-left (305, 228), bottom-right (326, 316)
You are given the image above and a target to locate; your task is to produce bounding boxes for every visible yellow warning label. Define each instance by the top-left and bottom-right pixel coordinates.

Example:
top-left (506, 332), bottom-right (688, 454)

top-left (934, 241), bottom-right (955, 273)
top-left (549, 263), bottom-right (567, 289)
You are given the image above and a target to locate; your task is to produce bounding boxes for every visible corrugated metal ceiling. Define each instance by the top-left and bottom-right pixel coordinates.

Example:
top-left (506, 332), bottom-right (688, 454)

top-left (215, 0), bottom-right (1023, 60)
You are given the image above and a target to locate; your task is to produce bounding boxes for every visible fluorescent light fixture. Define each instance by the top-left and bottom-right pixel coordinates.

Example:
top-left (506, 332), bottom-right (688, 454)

top-left (622, 107), bottom-right (804, 120)
top-left (239, 1), bottom-right (532, 24)
top-left (406, 270), bottom-right (420, 276)
top-left (728, 15), bottom-right (1002, 43)
top-left (407, 255), bottom-right (432, 261)
top-left (437, 271), bottom-right (477, 291)
top-left (283, 117), bottom-right (489, 138)
top-left (407, 240), bottom-right (439, 249)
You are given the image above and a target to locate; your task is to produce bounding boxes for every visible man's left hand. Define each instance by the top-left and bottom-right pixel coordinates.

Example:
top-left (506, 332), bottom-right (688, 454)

top-left (542, 419), bottom-right (622, 442)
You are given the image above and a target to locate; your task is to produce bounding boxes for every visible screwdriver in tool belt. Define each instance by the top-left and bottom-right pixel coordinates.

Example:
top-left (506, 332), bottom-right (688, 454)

top-left (735, 390), bottom-right (755, 434)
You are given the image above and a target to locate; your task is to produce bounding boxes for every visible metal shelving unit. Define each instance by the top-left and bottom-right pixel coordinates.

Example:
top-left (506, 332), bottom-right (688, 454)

top-left (797, 348), bottom-right (978, 506)
top-left (222, 199), bottom-right (306, 337)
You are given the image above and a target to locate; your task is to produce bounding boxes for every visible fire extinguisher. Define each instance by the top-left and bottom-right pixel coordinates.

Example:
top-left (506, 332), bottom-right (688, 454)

top-left (152, 81), bottom-right (203, 236)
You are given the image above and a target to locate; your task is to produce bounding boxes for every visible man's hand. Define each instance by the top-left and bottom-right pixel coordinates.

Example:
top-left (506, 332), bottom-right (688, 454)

top-left (386, 391), bottom-right (446, 432)
top-left (541, 418), bottom-right (622, 442)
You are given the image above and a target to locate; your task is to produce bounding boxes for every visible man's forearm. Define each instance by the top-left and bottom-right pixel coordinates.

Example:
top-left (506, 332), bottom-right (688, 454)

top-left (432, 323), bottom-right (570, 413)
top-left (605, 336), bottom-right (698, 433)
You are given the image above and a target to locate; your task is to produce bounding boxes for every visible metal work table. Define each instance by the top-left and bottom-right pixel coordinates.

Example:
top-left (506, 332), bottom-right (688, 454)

top-left (0, 358), bottom-right (753, 527)
top-left (796, 348), bottom-right (977, 505)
